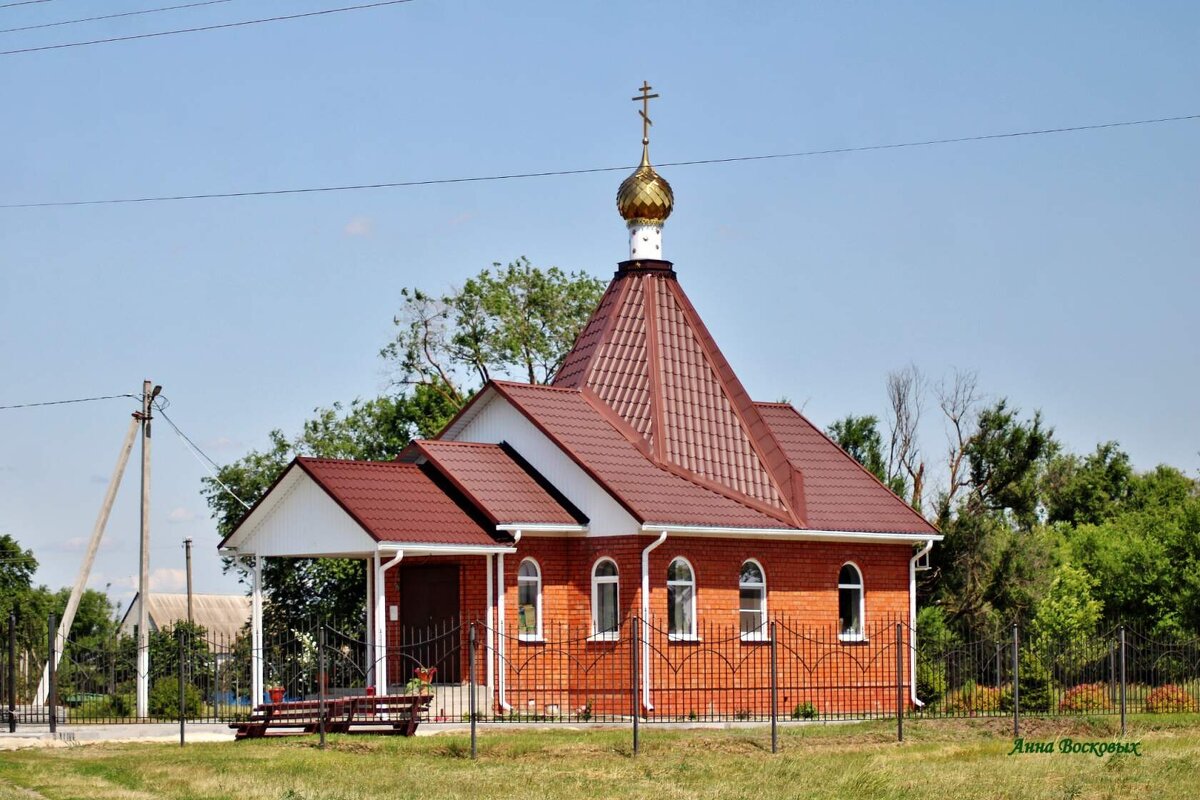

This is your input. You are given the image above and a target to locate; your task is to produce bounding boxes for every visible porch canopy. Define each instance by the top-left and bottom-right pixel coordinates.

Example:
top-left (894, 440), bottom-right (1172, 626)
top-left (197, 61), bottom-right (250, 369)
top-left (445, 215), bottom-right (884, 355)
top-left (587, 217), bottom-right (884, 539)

top-left (218, 442), bottom-right (587, 703)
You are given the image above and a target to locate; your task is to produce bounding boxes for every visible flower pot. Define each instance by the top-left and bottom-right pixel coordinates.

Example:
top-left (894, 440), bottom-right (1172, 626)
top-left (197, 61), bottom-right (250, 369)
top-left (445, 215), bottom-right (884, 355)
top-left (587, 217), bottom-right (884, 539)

top-left (269, 687), bottom-right (285, 704)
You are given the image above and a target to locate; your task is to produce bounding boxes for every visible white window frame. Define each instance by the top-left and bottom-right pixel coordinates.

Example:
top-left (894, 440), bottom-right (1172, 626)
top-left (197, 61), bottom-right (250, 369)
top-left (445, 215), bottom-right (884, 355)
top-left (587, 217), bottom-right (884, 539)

top-left (666, 557), bottom-right (698, 641)
top-left (590, 558), bottom-right (620, 641)
top-left (739, 559), bottom-right (769, 641)
top-left (838, 561), bottom-right (866, 642)
top-left (517, 557), bottom-right (543, 641)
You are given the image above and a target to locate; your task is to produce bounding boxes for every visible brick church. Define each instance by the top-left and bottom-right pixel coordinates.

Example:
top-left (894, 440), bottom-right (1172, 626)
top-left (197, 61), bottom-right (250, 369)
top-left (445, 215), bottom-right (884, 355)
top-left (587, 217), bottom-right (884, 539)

top-left (220, 85), bottom-right (941, 718)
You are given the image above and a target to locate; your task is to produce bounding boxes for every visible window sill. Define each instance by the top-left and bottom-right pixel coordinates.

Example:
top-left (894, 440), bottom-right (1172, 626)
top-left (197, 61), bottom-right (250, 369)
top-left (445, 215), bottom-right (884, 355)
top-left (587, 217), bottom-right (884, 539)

top-left (838, 633), bottom-right (868, 644)
top-left (667, 634), bottom-right (701, 643)
top-left (740, 634), bottom-right (772, 643)
top-left (518, 635), bottom-right (545, 644)
top-left (587, 633), bottom-right (620, 643)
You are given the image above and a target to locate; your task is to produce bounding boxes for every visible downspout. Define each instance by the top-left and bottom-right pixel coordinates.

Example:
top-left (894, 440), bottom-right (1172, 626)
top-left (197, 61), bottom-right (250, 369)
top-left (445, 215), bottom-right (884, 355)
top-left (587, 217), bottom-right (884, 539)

top-left (497, 530), bottom-right (522, 712)
top-left (909, 540), bottom-right (934, 706)
top-left (640, 530), bottom-right (667, 713)
top-left (375, 548), bottom-right (404, 693)
top-left (485, 553), bottom-right (495, 711)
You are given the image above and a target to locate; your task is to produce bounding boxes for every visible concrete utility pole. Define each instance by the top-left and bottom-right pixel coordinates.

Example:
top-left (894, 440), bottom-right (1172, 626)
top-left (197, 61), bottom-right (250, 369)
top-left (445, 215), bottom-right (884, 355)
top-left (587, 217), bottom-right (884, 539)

top-left (34, 413), bottom-right (140, 706)
top-left (136, 380), bottom-right (161, 719)
top-left (184, 538), bottom-right (194, 626)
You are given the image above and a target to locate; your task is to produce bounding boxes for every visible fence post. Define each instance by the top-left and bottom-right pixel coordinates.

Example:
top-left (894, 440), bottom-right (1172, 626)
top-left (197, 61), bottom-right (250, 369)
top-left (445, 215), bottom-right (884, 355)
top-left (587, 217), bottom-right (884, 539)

top-left (631, 617), bottom-right (640, 756)
top-left (47, 612), bottom-right (57, 734)
top-left (895, 622), bottom-right (904, 742)
top-left (770, 620), bottom-right (778, 754)
top-left (318, 623), bottom-right (327, 750)
top-left (1119, 625), bottom-right (1127, 737)
top-left (7, 612), bottom-right (15, 733)
top-left (1011, 623), bottom-right (1020, 738)
top-left (468, 623), bottom-right (477, 760)
top-left (178, 629), bottom-right (186, 747)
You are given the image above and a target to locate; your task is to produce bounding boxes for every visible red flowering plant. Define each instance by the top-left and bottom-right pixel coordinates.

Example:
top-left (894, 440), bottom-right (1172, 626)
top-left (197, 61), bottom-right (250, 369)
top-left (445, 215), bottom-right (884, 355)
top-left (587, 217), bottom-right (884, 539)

top-left (405, 666), bottom-right (437, 696)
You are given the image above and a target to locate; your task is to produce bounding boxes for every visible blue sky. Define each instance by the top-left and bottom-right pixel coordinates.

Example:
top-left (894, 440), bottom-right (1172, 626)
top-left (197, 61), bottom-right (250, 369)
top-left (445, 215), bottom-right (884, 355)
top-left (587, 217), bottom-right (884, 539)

top-left (1, 1), bottom-right (1197, 610)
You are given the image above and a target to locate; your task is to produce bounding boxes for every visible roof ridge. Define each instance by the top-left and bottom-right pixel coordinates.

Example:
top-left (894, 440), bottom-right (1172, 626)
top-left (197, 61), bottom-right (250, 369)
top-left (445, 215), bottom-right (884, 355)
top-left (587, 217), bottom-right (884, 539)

top-left (490, 379), bottom-right (583, 394)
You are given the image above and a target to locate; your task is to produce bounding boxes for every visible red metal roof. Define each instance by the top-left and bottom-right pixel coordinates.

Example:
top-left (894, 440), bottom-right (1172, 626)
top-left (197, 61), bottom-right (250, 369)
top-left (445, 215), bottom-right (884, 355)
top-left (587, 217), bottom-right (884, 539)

top-left (295, 458), bottom-right (506, 546)
top-left (753, 403), bottom-right (938, 534)
top-left (491, 381), bottom-right (793, 529)
top-left (406, 440), bottom-right (584, 526)
top-left (553, 266), bottom-right (800, 521)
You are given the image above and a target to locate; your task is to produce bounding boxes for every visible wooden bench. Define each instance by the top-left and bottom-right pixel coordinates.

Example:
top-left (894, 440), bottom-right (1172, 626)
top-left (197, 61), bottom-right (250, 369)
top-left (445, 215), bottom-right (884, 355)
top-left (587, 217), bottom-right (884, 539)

top-left (230, 694), bottom-right (433, 740)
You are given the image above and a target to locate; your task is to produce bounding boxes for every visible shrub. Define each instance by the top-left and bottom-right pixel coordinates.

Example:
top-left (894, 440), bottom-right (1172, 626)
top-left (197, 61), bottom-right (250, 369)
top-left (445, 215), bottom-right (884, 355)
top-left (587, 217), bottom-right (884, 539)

top-left (1001, 652), bottom-right (1054, 713)
top-left (917, 660), bottom-right (948, 705)
top-left (74, 693), bottom-right (134, 720)
top-left (943, 684), bottom-right (1005, 714)
top-left (1145, 684), bottom-right (1200, 713)
top-left (733, 708), bottom-right (752, 721)
top-left (148, 677), bottom-right (203, 719)
top-left (1058, 683), bottom-right (1113, 713)
top-left (790, 701), bottom-right (817, 720)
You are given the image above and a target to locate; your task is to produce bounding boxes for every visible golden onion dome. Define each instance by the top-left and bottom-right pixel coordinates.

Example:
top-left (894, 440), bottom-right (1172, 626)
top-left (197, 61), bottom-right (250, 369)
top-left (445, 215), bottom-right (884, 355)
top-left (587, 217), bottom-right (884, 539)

top-left (616, 144), bottom-right (674, 225)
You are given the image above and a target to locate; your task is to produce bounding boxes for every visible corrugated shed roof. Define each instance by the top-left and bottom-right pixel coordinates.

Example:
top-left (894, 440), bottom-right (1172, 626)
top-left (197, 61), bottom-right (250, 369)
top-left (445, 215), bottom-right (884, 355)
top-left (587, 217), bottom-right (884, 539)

top-left (408, 440), bottom-right (584, 526)
top-left (492, 381), bottom-right (792, 529)
top-left (754, 403), bottom-right (938, 534)
top-left (296, 458), bottom-right (504, 546)
top-left (122, 593), bottom-right (250, 641)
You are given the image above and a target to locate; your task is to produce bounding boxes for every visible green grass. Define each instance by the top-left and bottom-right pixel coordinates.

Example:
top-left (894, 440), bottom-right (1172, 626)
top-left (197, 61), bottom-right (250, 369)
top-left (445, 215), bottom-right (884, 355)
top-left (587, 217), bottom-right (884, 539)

top-left (2, 715), bottom-right (1200, 800)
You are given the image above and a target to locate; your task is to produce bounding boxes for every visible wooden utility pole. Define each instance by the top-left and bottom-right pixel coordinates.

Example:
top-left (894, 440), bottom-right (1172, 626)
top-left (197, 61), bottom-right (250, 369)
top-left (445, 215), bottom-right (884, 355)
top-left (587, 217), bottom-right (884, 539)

top-left (136, 380), bottom-right (161, 718)
top-left (184, 538), bottom-right (194, 625)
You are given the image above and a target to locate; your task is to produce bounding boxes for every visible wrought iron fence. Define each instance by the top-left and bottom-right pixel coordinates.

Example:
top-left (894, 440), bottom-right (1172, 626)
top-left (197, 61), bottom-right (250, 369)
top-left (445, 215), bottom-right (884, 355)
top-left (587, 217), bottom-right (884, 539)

top-left (3, 610), bottom-right (1199, 732)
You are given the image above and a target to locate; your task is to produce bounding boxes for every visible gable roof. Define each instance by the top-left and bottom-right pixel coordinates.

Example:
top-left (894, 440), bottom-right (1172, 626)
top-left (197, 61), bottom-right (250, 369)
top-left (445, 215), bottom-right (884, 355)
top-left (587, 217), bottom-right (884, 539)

top-left (553, 262), bottom-right (800, 524)
top-left (292, 458), bottom-right (506, 547)
top-left (402, 440), bottom-right (586, 527)
top-left (754, 402), bottom-right (938, 534)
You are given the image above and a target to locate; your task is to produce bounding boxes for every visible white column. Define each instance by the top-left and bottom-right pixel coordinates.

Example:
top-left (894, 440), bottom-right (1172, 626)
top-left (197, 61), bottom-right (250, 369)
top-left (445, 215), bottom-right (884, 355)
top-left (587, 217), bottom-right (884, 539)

top-left (373, 551), bottom-right (386, 693)
top-left (373, 549), bottom-right (404, 694)
top-left (496, 552), bottom-right (511, 711)
top-left (485, 553), bottom-right (495, 709)
top-left (365, 557), bottom-right (376, 688)
top-left (250, 555), bottom-right (263, 707)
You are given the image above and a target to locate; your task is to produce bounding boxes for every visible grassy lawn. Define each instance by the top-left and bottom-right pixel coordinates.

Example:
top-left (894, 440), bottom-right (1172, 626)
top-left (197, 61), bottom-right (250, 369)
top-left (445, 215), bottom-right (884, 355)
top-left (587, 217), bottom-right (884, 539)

top-left (2, 716), bottom-right (1199, 800)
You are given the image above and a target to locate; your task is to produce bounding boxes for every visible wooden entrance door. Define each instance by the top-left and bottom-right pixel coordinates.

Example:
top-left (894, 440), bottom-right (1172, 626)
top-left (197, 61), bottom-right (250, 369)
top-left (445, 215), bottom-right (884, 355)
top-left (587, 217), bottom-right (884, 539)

top-left (398, 565), bottom-right (461, 684)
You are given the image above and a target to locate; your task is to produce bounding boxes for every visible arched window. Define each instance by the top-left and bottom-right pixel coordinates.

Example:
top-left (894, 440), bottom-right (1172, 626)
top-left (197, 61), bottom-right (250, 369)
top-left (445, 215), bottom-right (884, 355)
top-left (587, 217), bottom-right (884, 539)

top-left (667, 557), bottom-right (697, 638)
top-left (739, 560), bottom-right (767, 639)
top-left (838, 563), bottom-right (864, 639)
top-left (517, 558), bottom-right (542, 640)
top-left (591, 558), bottom-right (620, 638)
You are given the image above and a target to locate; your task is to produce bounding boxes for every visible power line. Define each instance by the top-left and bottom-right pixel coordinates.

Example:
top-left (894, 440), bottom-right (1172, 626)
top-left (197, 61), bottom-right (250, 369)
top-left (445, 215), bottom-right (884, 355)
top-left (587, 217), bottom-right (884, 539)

top-left (0, 0), bottom-right (414, 55)
top-left (154, 399), bottom-right (252, 509)
top-left (3, 113), bottom-right (1197, 210)
top-left (0, 1), bottom-right (54, 10)
top-left (0, 0), bottom-right (235, 35)
top-left (0, 393), bottom-right (138, 411)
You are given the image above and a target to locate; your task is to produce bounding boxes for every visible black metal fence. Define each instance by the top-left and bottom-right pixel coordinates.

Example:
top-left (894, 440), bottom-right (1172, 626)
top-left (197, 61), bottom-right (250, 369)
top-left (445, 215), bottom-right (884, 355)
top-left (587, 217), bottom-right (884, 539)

top-left (3, 610), bottom-right (1199, 736)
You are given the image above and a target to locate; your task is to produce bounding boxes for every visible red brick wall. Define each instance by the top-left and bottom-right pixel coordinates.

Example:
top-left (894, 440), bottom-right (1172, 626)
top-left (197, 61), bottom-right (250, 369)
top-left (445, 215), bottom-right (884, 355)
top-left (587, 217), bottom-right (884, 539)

top-left (377, 536), bottom-right (914, 717)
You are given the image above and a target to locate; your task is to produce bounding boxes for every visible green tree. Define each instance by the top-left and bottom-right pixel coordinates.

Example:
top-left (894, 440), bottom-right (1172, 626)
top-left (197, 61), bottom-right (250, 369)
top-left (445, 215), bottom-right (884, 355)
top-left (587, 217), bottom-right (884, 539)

top-left (381, 257), bottom-right (604, 405)
top-left (1042, 441), bottom-right (1134, 525)
top-left (964, 399), bottom-right (1055, 529)
top-left (826, 415), bottom-right (905, 494)
top-left (0, 534), bottom-right (37, 621)
top-left (1030, 563), bottom-right (1103, 644)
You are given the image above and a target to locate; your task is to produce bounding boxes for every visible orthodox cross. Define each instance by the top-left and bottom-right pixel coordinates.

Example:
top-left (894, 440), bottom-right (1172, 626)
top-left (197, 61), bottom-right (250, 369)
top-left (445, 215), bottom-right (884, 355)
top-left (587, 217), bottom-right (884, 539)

top-left (632, 80), bottom-right (659, 144)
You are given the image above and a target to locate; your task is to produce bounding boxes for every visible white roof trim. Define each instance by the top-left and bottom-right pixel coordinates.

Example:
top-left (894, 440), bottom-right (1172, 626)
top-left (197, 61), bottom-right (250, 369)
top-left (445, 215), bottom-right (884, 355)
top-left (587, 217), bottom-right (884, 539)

top-left (495, 523), bottom-right (588, 533)
top-left (374, 541), bottom-right (517, 555)
top-left (639, 523), bottom-right (942, 544)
